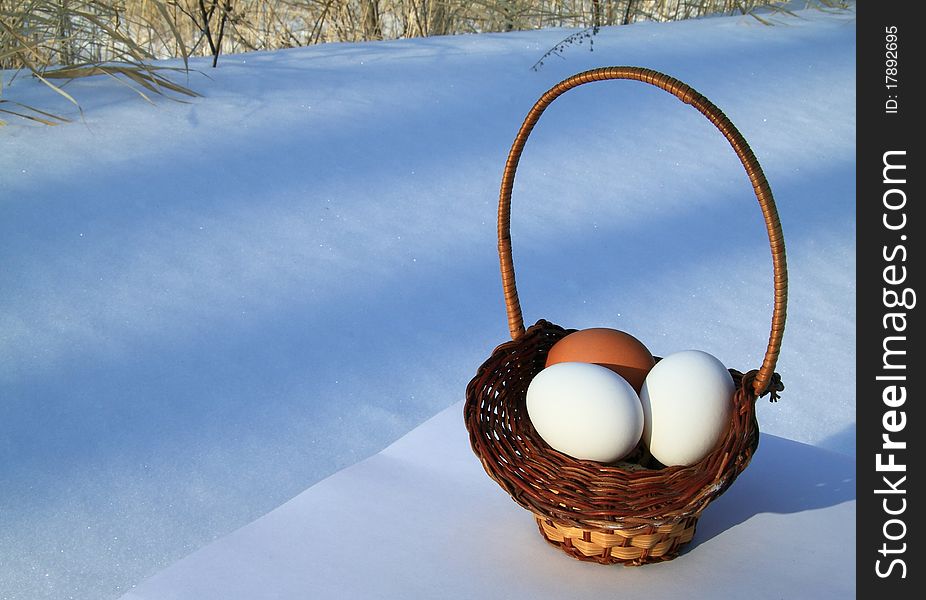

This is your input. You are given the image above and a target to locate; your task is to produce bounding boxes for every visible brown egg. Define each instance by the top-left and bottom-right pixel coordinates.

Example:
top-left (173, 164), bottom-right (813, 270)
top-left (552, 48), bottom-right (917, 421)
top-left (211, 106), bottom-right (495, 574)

top-left (545, 328), bottom-right (655, 393)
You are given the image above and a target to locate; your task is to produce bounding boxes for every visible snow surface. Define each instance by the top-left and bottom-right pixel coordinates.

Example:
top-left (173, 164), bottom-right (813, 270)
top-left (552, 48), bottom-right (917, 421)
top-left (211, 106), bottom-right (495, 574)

top-left (122, 403), bottom-right (855, 600)
top-left (1, 5), bottom-right (855, 600)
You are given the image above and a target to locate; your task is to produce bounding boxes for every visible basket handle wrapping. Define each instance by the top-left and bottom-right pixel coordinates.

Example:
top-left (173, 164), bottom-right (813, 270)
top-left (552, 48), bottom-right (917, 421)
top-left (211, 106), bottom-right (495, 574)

top-left (498, 67), bottom-right (787, 396)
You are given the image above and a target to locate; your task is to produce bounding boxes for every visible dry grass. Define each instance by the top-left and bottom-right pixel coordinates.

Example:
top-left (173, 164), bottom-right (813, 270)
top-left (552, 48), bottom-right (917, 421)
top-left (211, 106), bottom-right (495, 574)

top-left (1, 1), bottom-right (851, 125)
top-left (1, 0), bottom-right (198, 125)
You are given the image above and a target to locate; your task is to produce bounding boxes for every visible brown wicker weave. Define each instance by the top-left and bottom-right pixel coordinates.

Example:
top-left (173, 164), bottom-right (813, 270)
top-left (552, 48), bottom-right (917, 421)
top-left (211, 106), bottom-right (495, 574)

top-left (464, 67), bottom-right (787, 566)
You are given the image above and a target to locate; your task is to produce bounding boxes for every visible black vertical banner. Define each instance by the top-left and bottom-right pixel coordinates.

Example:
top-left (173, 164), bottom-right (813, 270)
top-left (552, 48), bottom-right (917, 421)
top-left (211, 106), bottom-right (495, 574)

top-left (858, 2), bottom-right (922, 597)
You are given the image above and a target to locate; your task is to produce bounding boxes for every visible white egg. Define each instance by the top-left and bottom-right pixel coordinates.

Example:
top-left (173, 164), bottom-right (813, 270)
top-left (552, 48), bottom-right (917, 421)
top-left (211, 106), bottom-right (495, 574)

top-left (640, 350), bottom-right (734, 467)
top-left (526, 362), bottom-right (644, 463)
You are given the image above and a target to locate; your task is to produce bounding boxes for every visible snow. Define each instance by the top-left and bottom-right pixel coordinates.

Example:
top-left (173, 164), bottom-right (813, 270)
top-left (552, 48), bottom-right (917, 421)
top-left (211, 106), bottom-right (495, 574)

top-left (121, 404), bottom-right (855, 600)
top-left (1, 5), bottom-right (855, 600)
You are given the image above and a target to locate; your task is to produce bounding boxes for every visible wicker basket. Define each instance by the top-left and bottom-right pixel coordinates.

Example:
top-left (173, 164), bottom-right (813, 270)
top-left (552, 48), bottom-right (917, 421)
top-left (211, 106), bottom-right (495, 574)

top-left (464, 67), bottom-right (787, 566)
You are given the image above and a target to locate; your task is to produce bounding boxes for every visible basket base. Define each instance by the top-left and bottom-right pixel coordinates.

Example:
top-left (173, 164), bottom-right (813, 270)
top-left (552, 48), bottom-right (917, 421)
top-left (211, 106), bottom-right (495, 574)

top-left (535, 515), bottom-right (698, 565)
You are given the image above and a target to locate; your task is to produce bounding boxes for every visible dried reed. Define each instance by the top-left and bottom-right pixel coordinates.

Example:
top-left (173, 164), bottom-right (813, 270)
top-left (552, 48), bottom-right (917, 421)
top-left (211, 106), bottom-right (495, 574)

top-left (1, 0), bottom-right (852, 125)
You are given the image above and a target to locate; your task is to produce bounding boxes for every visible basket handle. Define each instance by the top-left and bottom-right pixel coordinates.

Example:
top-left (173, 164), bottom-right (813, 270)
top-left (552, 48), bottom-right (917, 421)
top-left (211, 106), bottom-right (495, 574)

top-left (498, 67), bottom-right (787, 397)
